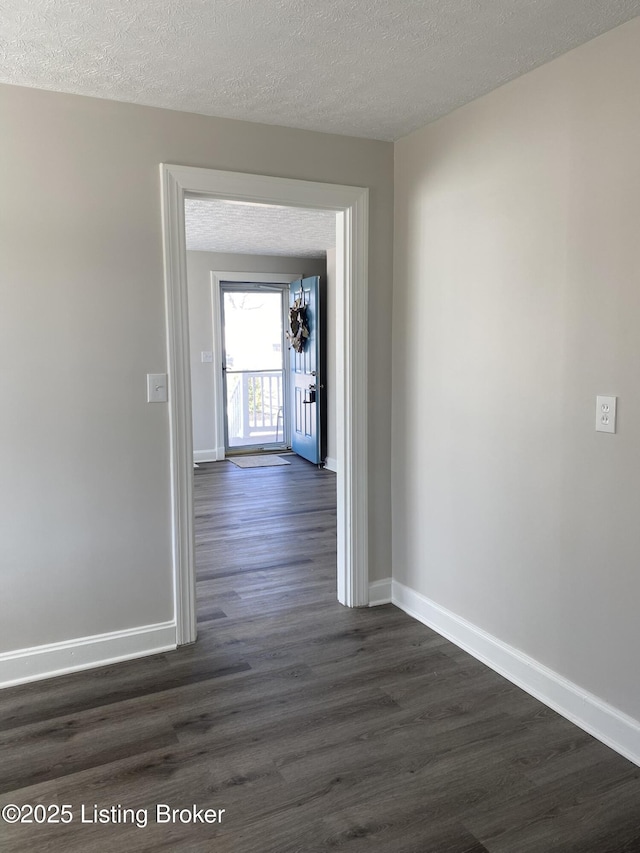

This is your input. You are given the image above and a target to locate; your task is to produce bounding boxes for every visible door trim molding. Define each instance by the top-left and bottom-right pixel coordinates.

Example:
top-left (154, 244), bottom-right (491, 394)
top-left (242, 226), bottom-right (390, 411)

top-left (160, 165), bottom-right (369, 643)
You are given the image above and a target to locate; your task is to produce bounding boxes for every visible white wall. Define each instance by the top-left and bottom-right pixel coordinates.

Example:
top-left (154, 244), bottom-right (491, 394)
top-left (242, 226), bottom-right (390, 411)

top-left (393, 17), bottom-right (640, 723)
top-left (0, 82), bottom-right (393, 668)
top-left (187, 251), bottom-right (326, 460)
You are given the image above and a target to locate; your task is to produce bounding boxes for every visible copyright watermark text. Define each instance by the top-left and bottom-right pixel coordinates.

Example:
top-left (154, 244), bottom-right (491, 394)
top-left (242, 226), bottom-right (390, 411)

top-left (1, 803), bottom-right (226, 829)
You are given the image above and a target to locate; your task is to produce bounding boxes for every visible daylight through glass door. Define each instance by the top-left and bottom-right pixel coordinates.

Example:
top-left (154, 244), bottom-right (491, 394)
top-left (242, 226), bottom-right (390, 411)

top-left (221, 285), bottom-right (288, 452)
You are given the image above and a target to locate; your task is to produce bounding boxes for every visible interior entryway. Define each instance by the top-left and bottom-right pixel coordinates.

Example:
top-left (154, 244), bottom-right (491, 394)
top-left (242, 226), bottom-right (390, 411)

top-left (160, 165), bottom-right (370, 646)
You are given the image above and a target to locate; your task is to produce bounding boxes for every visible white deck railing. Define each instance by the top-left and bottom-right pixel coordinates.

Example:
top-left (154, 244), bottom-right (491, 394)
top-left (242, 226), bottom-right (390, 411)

top-left (227, 370), bottom-right (284, 446)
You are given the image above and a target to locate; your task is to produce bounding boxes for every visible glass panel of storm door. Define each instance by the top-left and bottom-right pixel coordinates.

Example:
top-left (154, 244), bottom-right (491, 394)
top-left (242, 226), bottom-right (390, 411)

top-left (223, 290), bottom-right (286, 449)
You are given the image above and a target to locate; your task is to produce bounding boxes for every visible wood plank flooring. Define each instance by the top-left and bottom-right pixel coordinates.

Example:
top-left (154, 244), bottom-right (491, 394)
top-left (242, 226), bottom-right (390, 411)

top-left (1, 454), bottom-right (639, 852)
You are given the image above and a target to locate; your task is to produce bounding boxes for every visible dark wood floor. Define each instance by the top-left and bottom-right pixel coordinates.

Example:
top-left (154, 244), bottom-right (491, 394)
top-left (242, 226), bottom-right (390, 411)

top-left (1, 454), bottom-right (640, 852)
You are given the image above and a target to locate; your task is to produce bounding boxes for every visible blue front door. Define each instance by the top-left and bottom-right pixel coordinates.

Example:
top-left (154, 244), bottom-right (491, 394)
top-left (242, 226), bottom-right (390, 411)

top-left (289, 276), bottom-right (324, 465)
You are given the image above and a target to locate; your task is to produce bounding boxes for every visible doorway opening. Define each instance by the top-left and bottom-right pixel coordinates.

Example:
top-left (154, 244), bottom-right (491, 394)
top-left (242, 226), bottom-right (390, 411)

top-left (220, 283), bottom-right (290, 454)
top-left (160, 165), bottom-right (370, 645)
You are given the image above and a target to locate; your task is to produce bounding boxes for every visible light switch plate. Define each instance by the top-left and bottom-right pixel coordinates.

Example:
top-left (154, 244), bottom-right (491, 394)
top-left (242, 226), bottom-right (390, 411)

top-left (596, 395), bottom-right (617, 433)
top-left (147, 373), bottom-right (168, 403)
top-left (201, 351), bottom-right (213, 363)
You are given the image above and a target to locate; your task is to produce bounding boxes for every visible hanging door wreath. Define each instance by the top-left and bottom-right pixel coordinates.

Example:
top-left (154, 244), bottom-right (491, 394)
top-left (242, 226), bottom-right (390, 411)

top-left (287, 296), bottom-right (310, 353)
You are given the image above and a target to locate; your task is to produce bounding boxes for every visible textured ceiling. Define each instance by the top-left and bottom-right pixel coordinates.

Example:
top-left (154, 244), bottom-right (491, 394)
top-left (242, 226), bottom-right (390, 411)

top-left (185, 199), bottom-right (336, 258)
top-left (2, 1), bottom-right (640, 140)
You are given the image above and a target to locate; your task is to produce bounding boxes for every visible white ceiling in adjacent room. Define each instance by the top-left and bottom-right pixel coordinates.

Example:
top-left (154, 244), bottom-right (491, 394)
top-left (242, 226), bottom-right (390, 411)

top-left (2, 0), bottom-right (639, 140)
top-left (185, 198), bottom-right (336, 258)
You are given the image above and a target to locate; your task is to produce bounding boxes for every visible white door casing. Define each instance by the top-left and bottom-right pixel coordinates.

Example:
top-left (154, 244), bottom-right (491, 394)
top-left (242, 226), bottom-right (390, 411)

top-left (160, 165), bottom-right (369, 644)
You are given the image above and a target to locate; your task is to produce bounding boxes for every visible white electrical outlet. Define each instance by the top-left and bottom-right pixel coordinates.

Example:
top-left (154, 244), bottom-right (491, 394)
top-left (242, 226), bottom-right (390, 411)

top-left (595, 395), bottom-right (617, 434)
top-left (201, 351), bottom-right (213, 363)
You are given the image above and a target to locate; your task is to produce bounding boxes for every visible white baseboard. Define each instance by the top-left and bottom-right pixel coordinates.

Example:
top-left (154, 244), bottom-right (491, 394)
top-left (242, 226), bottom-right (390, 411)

top-left (0, 621), bottom-right (177, 689)
top-left (392, 580), bottom-right (640, 768)
top-left (194, 448), bottom-right (225, 463)
top-left (324, 456), bottom-right (338, 473)
top-left (369, 577), bottom-right (392, 606)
